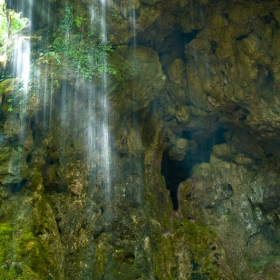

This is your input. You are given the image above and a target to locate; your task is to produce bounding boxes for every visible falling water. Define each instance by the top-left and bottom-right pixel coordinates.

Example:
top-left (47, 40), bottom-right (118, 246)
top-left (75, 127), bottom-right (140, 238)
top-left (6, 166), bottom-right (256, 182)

top-left (13, 37), bottom-right (30, 92)
top-left (130, 3), bottom-right (144, 206)
top-left (0, 0), bottom-right (34, 271)
top-left (2, 0), bottom-right (141, 277)
top-left (130, 5), bottom-right (137, 46)
top-left (11, 0), bottom-right (32, 93)
top-left (99, 0), bottom-right (111, 201)
top-left (87, 0), bottom-right (112, 209)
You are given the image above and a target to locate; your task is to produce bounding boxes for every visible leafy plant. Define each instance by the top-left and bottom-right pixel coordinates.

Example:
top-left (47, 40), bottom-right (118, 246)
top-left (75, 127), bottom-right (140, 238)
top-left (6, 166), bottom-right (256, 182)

top-left (111, 9), bottom-right (119, 18)
top-left (50, 5), bottom-right (117, 79)
top-left (44, 50), bottom-right (61, 65)
top-left (6, 97), bottom-right (26, 112)
top-left (60, 6), bottom-right (75, 33)
top-left (0, 2), bottom-right (28, 47)
top-left (19, 99), bottom-right (25, 105)
top-left (17, 146), bottom-right (23, 152)
top-left (74, 16), bottom-right (87, 28)
top-left (7, 98), bottom-right (13, 112)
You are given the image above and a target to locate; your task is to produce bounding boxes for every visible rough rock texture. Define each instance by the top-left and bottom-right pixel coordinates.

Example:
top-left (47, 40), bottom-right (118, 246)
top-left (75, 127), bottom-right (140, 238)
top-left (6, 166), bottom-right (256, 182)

top-left (1, 0), bottom-right (280, 279)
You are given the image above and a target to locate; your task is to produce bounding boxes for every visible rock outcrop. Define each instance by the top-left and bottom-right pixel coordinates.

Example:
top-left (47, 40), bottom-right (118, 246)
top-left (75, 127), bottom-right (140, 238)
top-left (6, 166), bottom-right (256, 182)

top-left (1, 0), bottom-right (280, 279)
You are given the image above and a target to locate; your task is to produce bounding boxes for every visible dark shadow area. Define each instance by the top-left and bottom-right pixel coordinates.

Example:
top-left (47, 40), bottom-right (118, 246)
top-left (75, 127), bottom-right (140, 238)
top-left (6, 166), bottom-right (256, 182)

top-left (12, 179), bottom-right (27, 193)
top-left (132, 30), bottom-right (198, 63)
top-left (157, 31), bottom-right (199, 65)
top-left (156, 31), bottom-right (199, 58)
top-left (161, 127), bottom-right (228, 210)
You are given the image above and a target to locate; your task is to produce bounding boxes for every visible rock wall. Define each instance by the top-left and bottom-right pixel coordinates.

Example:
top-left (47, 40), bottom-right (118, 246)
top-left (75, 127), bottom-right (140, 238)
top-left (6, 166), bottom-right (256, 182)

top-left (1, 0), bottom-right (280, 279)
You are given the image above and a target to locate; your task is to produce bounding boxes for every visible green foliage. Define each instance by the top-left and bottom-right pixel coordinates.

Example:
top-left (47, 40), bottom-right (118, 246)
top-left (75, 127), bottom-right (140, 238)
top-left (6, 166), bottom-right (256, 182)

top-left (50, 5), bottom-right (117, 79)
top-left (17, 146), bottom-right (23, 152)
top-left (43, 50), bottom-right (61, 65)
top-left (0, 2), bottom-right (28, 46)
top-left (6, 97), bottom-right (26, 113)
top-left (7, 98), bottom-right (13, 112)
top-left (60, 6), bottom-right (75, 32)
top-left (74, 16), bottom-right (87, 28)
top-left (18, 99), bottom-right (25, 106)
top-left (111, 9), bottom-right (119, 18)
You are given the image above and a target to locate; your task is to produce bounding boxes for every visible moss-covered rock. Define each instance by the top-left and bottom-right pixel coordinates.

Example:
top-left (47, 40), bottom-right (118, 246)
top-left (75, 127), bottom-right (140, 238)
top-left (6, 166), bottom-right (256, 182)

top-left (2, 0), bottom-right (280, 279)
top-left (0, 192), bottom-right (64, 279)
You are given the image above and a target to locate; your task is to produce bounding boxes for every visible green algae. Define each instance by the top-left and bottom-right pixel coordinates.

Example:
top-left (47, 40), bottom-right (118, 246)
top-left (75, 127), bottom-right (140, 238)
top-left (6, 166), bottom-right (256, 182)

top-left (0, 223), bottom-right (44, 280)
top-left (0, 192), bottom-right (63, 279)
top-left (0, 224), bottom-right (13, 264)
top-left (154, 219), bottom-right (221, 279)
top-left (1, 0), bottom-right (280, 279)
top-left (0, 78), bottom-right (15, 95)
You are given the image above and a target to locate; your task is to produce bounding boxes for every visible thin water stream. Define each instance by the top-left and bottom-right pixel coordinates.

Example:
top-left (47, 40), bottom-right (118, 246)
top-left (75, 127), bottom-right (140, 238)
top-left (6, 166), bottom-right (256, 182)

top-left (2, 0), bottom-right (280, 279)
top-left (3, 1), bottom-right (116, 276)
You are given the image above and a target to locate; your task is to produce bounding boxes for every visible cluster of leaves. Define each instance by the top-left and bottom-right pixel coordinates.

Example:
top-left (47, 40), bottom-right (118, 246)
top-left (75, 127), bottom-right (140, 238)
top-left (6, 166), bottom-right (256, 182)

top-left (51, 5), bottom-right (117, 79)
top-left (7, 97), bottom-right (25, 112)
top-left (0, 1), bottom-right (28, 47)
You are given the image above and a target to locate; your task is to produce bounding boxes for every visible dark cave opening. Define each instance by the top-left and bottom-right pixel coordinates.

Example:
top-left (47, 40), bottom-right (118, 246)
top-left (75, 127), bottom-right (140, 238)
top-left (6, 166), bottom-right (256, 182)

top-left (161, 127), bottom-right (228, 210)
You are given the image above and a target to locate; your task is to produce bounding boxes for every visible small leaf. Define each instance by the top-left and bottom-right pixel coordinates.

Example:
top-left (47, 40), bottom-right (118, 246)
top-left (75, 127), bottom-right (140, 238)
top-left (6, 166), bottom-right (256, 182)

top-left (8, 106), bottom-right (13, 112)
top-left (17, 146), bottom-right (23, 152)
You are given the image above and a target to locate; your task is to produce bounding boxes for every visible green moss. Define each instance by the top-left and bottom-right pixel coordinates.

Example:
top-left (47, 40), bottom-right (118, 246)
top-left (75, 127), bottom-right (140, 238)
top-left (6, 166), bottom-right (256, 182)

top-left (0, 263), bottom-right (41, 280)
top-left (0, 192), bottom-right (63, 279)
top-left (0, 269), bottom-right (18, 280)
top-left (0, 79), bottom-right (15, 95)
top-left (16, 228), bottom-right (45, 272)
top-left (0, 224), bottom-right (13, 264)
top-left (92, 243), bottom-right (140, 279)
top-left (155, 235), bottom-right (176, 279)
top-left (104, 261), bottom-right (141, 280)
top-left (154, 219), bottom-right (220, 279)
top-left (0, 223), bottom-right (45, 279)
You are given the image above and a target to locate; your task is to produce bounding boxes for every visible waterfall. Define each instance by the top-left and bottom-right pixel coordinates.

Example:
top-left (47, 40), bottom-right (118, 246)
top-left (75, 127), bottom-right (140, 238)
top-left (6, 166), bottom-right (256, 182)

top-left (99, 0), bottom-right (111, 203)
top-left (2, 0), bottom-right (115, 274)
top-left (11, 0), bottom-right (32, 93)
top-left (85, 0), bottom-right (113, 230)
top-left (0, 0), bottom-right (165, 279)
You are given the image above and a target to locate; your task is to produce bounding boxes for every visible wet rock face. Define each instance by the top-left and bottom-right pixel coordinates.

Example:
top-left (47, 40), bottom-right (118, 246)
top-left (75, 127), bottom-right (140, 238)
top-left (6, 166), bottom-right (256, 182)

top-left (177, 154), bottom-right (280, 279)
top-left (2, 0), bottom-right (280, 279)
top-left (167, 128), bottom-right (280, 278)
top-left (151, 0), bottom-right (280, 278)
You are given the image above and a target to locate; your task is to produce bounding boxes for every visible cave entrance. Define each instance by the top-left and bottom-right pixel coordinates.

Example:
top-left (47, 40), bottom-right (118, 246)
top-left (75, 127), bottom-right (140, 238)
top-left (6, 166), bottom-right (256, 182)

top-left (161, 127), bottom-right (228, 210)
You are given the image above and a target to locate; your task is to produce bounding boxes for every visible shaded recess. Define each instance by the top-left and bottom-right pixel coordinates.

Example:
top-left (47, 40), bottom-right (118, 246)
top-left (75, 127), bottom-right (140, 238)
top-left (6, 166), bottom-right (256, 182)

top-left (155, 31), bottom-right (198, 59)
top-left (12, 179), bottom-right (27, 193)
top-left (133, 30), bottom-right (198, 62)
top-left (161, 127), bottom-right (228, 210)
